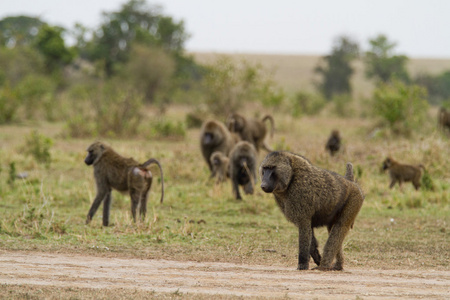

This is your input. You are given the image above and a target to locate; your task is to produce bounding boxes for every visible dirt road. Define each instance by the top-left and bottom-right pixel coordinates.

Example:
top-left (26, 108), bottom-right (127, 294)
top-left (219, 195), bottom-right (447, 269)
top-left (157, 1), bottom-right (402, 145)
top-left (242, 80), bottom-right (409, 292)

top-left (1, 251), bottom-right (448, 299)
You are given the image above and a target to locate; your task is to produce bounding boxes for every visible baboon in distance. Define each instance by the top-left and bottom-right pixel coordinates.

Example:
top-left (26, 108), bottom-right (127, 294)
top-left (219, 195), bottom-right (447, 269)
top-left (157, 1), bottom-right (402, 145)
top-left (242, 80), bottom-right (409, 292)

top-left (226, 113), bottom-right (274, 152)
top-left (84, 141), bottom-right (164, 226)
top-left (200, 120), bottom-right (239, 176)
top-left (382, 157), bottom-right (425, 190)
top-left (438, 107), bottom-right (450, 131)
top-left (210, 151), bottom-right (230, 183)
top-left (229, 141), bottom-right (258, 200)
top-left (325, 130), bottom-right (341, 156)
top-left (260, 152), bottom-right (364, 271)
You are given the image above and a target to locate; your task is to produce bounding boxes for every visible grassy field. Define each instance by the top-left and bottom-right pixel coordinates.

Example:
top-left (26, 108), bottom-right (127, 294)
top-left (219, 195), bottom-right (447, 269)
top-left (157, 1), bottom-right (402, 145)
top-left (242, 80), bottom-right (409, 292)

top-left (0, 103), bottom-right (449, 275)
top-left (192, 52), bottom-right (450, 96)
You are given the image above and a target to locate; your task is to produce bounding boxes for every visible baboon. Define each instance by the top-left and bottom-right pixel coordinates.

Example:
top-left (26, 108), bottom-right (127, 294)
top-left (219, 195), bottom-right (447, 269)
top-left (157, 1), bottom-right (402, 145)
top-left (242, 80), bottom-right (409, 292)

top-left (84, 141), bottom-right (164, 226)
top-left (260, 151), bottom-right (364, 271)
top-left (200, 120), bottom-right (238, 175)
top-left (438, 107), bottom-right (450, 131)
top-left (382, 157), bottom-right (425, 190)
top-left (210, 151), bottom-right (230, 183)
top-left (325, 130), bottom-right (341, 156)
top-left (226, 113), bottom-right (274, 152)
top-left (229, 141), bottom-right (258, 200)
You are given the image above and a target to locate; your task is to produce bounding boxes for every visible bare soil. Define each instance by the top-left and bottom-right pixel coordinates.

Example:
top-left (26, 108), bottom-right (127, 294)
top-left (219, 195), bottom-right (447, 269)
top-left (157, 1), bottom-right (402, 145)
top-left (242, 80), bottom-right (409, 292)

top-left (1, 250), bottom-right (449, 299)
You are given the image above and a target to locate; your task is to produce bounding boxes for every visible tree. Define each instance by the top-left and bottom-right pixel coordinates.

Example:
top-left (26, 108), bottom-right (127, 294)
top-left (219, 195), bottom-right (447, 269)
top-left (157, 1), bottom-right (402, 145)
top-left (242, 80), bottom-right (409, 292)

top-left (0, 16), bottom-right (44, 48)
top-left (315, 36), bottom-right (359, 100)
top-left (35, 24), bottom-right (74, 73)
top-left (415, 71), bottom-right (450, 104)
top-left (85, 0), bottom-right (189, 77)
top-left (365, 34), bottom-right (409, 84)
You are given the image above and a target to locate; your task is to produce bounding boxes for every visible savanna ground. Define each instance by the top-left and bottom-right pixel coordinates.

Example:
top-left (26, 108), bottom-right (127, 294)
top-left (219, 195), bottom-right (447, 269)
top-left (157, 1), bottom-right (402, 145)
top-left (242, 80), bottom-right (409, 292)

top-left (1, 54), bottom-right (450, 299)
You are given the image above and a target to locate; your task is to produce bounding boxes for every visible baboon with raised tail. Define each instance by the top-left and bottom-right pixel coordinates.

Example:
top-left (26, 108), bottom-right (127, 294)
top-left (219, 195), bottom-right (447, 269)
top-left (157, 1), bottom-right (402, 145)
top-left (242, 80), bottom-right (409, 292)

top-left (260, 151), bottom-right (364, 271)
top-left (226, 113), bottom-right (274, 152)
top-left (85, 141), bottom-right (164, 226)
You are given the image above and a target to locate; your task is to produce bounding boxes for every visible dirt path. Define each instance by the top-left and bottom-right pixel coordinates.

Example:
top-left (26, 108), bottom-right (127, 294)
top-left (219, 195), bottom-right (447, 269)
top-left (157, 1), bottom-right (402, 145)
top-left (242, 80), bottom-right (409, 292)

top-left (1, 251), bottom-right (449, 299)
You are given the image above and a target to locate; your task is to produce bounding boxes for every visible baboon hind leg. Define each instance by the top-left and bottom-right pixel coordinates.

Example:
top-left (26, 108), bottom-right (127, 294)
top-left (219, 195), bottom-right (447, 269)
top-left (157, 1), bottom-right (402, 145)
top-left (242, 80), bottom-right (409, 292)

top-left (139, 190), bottom-right (150, 221)
top-left (130, 189), bottom-right (141, 222)
top-left (102, 191), bottom-right (112, 227)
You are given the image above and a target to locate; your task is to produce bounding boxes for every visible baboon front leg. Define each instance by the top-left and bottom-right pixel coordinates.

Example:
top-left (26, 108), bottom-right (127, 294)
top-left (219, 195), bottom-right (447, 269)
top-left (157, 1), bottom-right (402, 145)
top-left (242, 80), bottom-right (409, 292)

top-left (232, 180), bottom-right (242, 200)
top-left (297, 225), bottom-right (313, 270)
top-left (310, 232), bottom-right (321, 266)
top-left (102, 191), bottom-right (112, 226)
top-left (389, 179), bottom-right (397, 189)
top-left (243, 181), bottom-right (254, 195)
top-left (86, 188), bottom-right (111, 225)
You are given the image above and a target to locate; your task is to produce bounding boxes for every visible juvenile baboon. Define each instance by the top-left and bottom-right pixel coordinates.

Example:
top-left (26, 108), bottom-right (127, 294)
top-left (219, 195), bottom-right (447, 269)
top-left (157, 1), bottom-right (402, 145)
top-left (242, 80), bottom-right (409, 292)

top-left (260, 151), bottom-right (364, 271)
top-left (229, 141), bottom-right (258, 200)
top-left (200, 120), bottom-right (238, 175)
top-left (438, 107), bottom-right (450, 131)
top-left (382, 157), bottom-right (425, 190)
top-left (226, 113), bottom-right (275, 152)
top-left (85, 141), bottom-right (164, 226)
top-left (325, 130), bottom-right (341, 156)
top-left (210, 151), bottom-right (230, 183)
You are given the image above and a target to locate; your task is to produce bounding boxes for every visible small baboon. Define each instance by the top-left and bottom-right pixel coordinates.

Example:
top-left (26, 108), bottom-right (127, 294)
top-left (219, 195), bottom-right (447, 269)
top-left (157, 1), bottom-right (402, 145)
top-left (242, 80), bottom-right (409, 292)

top-left (200, 120), bottom-right (238, 175)
top-left (260, 152), bottom-right (364, 271)
top-left (85, 142), bottom-right (164, 226)
top-left (438, 107), bottom-right (450, 131)
top-left (226, 113), bottom-right (274, 152)
top-left (210, 151), bottom-right (230, 183)
top-left (382, 157), bottom-right (425, 190)
top-left (229, 141), bottom-right (258, 200)
top-left (325, 130), bottom-right (341, 156)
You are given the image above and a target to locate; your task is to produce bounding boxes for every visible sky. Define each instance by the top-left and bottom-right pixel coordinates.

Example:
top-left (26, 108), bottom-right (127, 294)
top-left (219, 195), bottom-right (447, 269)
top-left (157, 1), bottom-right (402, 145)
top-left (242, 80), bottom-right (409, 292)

top-left (1, 0), bottom-right (450, 58)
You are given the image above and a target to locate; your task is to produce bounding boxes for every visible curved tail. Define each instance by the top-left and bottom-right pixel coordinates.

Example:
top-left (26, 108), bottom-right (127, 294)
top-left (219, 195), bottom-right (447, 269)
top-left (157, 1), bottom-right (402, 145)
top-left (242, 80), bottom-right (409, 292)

top-left (141, 158), bottom-right (165, 203)
top-left (262, 115), bottom-right (275, 138)
top-left (344, 162), bottom-right (355, 182)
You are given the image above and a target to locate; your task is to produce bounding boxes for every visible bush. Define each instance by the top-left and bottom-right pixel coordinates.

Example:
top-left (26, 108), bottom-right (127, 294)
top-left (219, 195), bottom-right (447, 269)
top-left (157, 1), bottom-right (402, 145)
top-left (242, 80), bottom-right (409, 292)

top-left (23, 130), bottom-right (53, 168)
top-left (151, 119), bottom-right (186, 140)
top-left (0, 83), bottom-right (19, 124)
top-left (332, 94), bottom-right (354, 117)
top-left (371, 80), bottom-right (429, 135)
top-left (291, 91), bottom-right (326, 117)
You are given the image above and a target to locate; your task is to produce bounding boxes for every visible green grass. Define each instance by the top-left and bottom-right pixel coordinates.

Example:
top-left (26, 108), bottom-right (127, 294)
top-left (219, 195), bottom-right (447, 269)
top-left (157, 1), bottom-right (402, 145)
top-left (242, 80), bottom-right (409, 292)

top-left (0, 106), bottom-right (449, 271)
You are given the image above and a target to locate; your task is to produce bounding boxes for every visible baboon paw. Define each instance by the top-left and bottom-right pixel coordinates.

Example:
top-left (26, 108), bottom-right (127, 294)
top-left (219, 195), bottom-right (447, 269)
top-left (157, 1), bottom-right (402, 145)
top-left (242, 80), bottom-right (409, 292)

top-left (297, 264), bottom-right (309, 270)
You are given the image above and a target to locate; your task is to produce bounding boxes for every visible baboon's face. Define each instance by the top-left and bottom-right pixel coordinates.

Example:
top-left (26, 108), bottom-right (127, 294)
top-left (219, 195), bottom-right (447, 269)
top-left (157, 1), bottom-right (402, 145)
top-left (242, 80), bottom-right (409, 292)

top-left (85, 142), bottom-right (105, 166)
top-left (260, 166), bottom-right (276, 193)
top-left (382, 158), bottom-right (392, 171)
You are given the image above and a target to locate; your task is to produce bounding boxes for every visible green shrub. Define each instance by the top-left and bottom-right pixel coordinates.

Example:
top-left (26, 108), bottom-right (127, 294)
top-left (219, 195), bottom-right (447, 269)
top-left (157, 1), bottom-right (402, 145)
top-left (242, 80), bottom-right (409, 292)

top-left (0, 83), bottom-right (19, 124)
top-left (291, 91), bottom-right (326, 117)
top-left (151, 120), bottom-right (186, 139)
top-left (332, 94), bottom-right (354, 117)
top-left (371, 80), bottom-right (429, 135)
top-left (23, 130), bottom-right (53, 168)
top-left (421, 169), bottom-right (435, 191)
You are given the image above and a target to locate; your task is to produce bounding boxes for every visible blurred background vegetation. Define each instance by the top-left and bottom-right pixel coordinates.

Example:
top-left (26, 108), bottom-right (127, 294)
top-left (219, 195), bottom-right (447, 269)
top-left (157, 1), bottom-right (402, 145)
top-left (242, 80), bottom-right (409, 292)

top-left (0, 0), bottom-right (449, 139)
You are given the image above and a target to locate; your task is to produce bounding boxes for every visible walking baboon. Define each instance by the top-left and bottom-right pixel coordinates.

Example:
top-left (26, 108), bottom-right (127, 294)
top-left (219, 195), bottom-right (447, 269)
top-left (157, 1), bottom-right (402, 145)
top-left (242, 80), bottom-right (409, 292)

top-left (85, 142), bottom-right (164, 226)
top-left (438, 107), bottom-right (450, 131)
top-left (226, 113), bottom-right (274, 152)
top-left (229, 141), bottom-right (258, 200)
top-left (200, 120), bottom-right (238, 175)
top-left (325, 130), bottom-right (341, 156)
top-left (210, 151), bottom-right (230, 183)
top-left (260, 152), bottom-right (364, 271)
top-left (382, 157), bottom-right (425, 190)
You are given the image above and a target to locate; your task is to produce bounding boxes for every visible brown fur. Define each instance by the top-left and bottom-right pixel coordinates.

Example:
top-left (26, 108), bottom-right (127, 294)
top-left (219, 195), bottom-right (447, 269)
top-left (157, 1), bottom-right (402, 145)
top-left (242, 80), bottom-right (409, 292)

top-left (229, 141), bottom-right (258, 200)
top-left (382, 157), bottom-right (425, 190)
top-left (439, 107), bottom-right (450, 131)
top-left (259, 151), bottom-right (364, 271)
top-left (325, 130), bottom-right (341, 156)
top-left (210, 151), bottom-right (230, 183)
top-left (85, 141), bottom-right (164, 226)
top-left (200, 120), bottom-right (238, 176)
top-left (226, 113), bottom-right (274, 152)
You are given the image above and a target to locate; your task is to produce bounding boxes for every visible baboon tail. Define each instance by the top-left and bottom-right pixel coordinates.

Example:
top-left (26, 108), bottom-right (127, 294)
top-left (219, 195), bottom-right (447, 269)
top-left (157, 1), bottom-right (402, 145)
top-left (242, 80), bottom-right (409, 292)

top-left (344, 162), bottom-right (355, 182)
top-left (141, 158), bottom-right (165, 203)
top-left (262, 115), bottom-right (275, 138)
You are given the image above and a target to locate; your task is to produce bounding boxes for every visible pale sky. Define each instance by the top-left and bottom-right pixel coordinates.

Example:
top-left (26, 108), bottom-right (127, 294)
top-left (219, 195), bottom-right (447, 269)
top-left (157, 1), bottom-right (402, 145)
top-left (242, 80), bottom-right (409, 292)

top-left (1, 0), bottom-right (449, 58)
